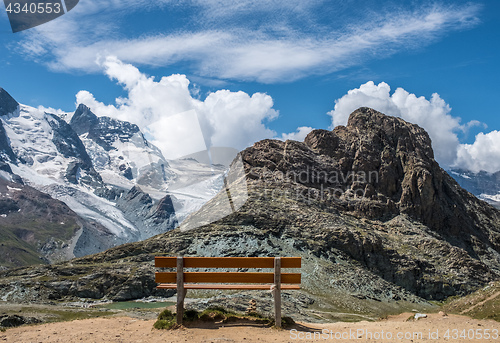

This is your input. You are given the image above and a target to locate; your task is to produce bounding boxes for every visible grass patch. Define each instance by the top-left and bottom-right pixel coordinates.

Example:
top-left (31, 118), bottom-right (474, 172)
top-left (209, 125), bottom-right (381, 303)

top-left (28, 308), bottom-right (114, 323)
top-left (153, 306), bottom-right (295, 330)
top-left (153, 309), bottom-right (178, 330)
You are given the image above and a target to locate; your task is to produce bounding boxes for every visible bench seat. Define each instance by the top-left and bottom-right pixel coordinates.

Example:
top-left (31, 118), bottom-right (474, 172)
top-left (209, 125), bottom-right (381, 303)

top-left (156, 283), bottom-right (301, 290)
top-left (155, 256), bottom-right (301, 326)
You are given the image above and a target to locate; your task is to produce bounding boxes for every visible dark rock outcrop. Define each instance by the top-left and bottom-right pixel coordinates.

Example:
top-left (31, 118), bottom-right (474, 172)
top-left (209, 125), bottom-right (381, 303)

top-left (0, 315), bottom-right (41, 328)
top-left (0, 119), bottom-right (17, 163)
top-left (70, 104), bottom-right (141, 152)
top-left (116, 186), bottom-right (177, 239)
top-left (0, 87), bottom-right (19, 117)
top-left (70, 104), bottom-right (99, 136)
top-left (48, 113), bottom-right (93, 167)
top-left (45, 113), bottom-right (104, 188)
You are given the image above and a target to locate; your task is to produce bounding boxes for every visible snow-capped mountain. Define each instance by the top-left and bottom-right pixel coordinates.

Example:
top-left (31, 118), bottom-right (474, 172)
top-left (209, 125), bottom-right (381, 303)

top-left (0, 87), bottom-right (228, 265)
top-left (69, 104), bottom-right (175, 194)
top-left (449, 168), bottom-right (500, 209)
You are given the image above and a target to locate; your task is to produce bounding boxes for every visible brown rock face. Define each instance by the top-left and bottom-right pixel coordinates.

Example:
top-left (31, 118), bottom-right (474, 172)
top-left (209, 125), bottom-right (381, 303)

top-left (242, 107), bottom-right (500, 253)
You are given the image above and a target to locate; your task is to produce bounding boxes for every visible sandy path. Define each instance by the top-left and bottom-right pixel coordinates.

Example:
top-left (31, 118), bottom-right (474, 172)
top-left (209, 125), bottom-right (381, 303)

top-left (0, 313), bottom-right (499, 343)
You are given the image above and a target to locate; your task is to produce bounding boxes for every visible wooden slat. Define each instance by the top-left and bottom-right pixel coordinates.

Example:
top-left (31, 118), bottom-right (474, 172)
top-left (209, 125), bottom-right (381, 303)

top-left (155, 272), bottom-right (301, 284)
top-left (157, 284), bottom-right (301, 290)
top-left (155, 257), bottom-right (301, 269)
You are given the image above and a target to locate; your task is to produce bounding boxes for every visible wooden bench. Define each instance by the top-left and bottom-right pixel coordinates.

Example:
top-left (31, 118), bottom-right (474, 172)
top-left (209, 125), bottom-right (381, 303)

top-left (155, 256), bottom-right (301, 327)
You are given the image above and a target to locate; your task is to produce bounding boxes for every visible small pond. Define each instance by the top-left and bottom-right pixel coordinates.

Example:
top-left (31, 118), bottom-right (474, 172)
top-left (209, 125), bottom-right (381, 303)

top-left (98, 301), bottom-right (175, 310)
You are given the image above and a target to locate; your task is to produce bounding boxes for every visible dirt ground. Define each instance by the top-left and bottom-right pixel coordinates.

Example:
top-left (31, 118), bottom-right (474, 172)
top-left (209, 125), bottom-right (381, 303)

top-left (1, 312), bottom-right (499, 343)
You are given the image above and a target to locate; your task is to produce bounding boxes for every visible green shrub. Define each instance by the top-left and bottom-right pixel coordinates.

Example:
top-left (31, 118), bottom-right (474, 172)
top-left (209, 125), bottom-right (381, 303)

top-left (154, 309), bottom-right (177, 330)
top-left (153, 305), bottom-right (288, 329)
top-left (157, 309), bottom-right (174, 321)
top-left (183, 309), bottom-right (199, 321)
top-left (153, 319), bottom-right (176, 330)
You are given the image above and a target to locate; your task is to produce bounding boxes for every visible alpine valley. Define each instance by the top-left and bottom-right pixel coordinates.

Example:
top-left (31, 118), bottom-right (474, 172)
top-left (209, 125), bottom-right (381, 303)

top-left (0, 102), bottom-right (499, 322)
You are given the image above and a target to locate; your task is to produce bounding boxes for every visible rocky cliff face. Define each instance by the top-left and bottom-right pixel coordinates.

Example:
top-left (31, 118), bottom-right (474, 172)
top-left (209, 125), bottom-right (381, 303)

top-left (46, 113), bottom-right (104, 188)
top-left (0, 88), bottom-right (18, 163)
top-left (1, 108), bottom-right (499, 320)
top-left (241, 108), bottom-right (500, 269)
top-left (116, 186), bottom-right (178, 240)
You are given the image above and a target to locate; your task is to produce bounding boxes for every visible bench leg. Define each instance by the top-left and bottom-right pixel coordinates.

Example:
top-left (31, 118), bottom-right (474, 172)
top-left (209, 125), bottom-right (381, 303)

top-left (273, 287), bottom-right (281, 328)
top-left (274, 257), bottom-right (282, 328)
top-left (176, 288), bottom-right (187, 325)
top-left (176, 256), bottom-right (185, 325)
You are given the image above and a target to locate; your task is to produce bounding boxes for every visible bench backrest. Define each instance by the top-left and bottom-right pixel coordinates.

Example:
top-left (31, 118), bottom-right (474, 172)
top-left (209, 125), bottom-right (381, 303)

top-left (155, 257), bottom-right (301, 284)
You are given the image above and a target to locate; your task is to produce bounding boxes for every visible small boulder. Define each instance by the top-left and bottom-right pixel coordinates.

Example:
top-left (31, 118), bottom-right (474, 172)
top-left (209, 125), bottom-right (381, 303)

top-left (414, 313), bottom-right (427, 320)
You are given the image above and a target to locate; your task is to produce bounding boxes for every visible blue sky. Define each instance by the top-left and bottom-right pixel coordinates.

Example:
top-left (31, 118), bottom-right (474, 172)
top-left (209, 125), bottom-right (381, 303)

top-left (1, 0), bottom-right (500, 172)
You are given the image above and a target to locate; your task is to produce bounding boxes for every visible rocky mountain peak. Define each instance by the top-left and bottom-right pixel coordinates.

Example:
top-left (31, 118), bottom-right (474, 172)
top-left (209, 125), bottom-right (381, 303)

top-left (242, 107), bottom-right (500, 249)
top-left (121, 185), bottom-right (153, 205)
top-left (70, 104), bottom-right (99, 135)
top-left (346, 107), bottom-right (434, 159)
top-left (70, 104), bottom-right (141, 152)
top-left (302, 107), bottom-right (441, 224)
top-left (305, 107), bottom-right (434, 164)
top-left (0, 88), bottom-right (19, 117)
top-left (0, 88), bottom-right (18, 163)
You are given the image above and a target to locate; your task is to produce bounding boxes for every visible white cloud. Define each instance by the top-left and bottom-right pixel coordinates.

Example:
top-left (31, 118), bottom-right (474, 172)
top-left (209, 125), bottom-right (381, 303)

top-left (76, 56), bottom-right (279, 159)
top-left (16, 3), bottom-right (480, 83)
top-left (281, 127), bottom-right (314, 142)
top-left (147, 110), bottom-right (208, 160)
top-left (201, 90), bottom-right (278, 148)
top-left (328, 81), bottom-right (477, 168)
top-left (457, 131), bottom-right (500, 173)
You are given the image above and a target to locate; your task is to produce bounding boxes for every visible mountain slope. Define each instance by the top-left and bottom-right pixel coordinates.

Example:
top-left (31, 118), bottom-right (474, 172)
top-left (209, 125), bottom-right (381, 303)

top-left (1, 108), bottom-right (498, 320)
top-left (0, 177), bottom-right (113, 269)
top-left (2, 104), bottom-right (143, 250)
top-left (444, 281), bottom-right (500, 321)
